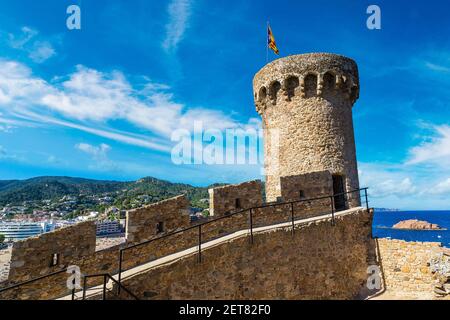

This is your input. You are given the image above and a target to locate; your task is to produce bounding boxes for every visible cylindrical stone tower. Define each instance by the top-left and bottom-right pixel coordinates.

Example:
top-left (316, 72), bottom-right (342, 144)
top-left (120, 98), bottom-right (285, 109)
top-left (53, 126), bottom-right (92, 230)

top-left (253, 53), bottom-right (360, 204)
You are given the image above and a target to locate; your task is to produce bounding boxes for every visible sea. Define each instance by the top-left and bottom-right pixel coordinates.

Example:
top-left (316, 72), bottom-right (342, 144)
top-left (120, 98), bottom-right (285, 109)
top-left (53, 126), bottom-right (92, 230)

top-left (373, 210), bottom-right (450, 248)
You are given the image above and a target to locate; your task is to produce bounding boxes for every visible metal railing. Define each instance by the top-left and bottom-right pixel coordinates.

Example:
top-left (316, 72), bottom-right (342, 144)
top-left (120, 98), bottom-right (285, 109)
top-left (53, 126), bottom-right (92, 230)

top-left (0, 187), bottom-right (369, 299)
top-left (117, 187), bottom-right (369, 291)
top-left (0, 269), bottom-right (139, 300)
top-left (0, 267), bottom-right (72, 299)
top-left (81, 273), bottom-right (139, 300)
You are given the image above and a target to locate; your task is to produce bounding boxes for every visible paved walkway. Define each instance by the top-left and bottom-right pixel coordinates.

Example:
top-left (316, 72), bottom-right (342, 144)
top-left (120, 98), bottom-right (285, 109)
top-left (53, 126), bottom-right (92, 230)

top-left (59, 207), bottom-right (364, 300)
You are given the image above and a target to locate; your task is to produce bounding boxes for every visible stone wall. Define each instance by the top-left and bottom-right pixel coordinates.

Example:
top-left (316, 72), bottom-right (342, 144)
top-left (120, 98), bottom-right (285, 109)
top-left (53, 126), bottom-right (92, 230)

top-left (377, 239), bottom-right (444, 295)
top-left (0, 186), bottom-right (371, 300)
top-left (0, 244), bottom-right (121, 300)
top-left (126, 195), bottom-right (190, 244)
top-left (118, 208), bottom-right (374, 300)
top-left (8, 221), bottom-right (96, 282)
top-left (280, 171), bottom-right (332, 202)
top-left (208, 180), bottom-right (263, 217)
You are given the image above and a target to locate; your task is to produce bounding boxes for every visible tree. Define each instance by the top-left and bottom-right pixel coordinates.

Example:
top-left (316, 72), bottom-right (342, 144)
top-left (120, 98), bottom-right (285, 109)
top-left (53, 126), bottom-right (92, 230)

top-left (0, 234), bottom-right (5, 244)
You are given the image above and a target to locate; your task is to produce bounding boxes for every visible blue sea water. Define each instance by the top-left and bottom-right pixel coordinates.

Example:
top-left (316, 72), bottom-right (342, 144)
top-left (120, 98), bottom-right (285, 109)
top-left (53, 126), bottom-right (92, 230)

top-left (373, 210), bottom-right (450, 248)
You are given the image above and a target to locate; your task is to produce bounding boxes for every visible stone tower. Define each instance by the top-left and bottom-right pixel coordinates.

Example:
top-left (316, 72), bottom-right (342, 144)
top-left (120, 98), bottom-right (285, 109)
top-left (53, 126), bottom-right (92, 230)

top-left (253, 53), bottom-right (360, 204)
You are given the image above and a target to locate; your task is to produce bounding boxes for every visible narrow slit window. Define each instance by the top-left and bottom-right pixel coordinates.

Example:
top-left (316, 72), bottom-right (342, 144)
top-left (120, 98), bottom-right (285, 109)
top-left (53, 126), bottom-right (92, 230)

top-left (235, 198), bottom-right (241, 209)
top-left (50, 253), bottom-right (60, 267)
top-left (156, 222), bottom-right (164, 234)
top-left (299, 190), bottom-right (305, 199)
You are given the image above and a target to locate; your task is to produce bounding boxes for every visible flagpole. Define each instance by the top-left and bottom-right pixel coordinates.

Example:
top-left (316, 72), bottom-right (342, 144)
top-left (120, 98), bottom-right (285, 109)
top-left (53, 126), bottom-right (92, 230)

top-left (266, 21), bottom-right (269, 64)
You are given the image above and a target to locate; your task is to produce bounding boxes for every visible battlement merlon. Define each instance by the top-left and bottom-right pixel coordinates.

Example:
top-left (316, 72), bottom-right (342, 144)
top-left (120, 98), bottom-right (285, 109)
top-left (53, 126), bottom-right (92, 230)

top-left (253, 53), bottom-right (360, 114)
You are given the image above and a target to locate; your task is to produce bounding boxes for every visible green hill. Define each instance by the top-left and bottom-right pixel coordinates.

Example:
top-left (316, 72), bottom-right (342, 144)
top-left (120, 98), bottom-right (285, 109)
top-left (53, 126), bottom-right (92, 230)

top-left (0, 176), bottom-right (221, 209)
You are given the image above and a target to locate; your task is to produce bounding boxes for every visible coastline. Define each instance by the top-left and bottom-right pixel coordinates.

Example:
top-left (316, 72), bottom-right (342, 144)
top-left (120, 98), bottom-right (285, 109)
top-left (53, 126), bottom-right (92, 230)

top-left (376, 226), bottom-right (448, 231)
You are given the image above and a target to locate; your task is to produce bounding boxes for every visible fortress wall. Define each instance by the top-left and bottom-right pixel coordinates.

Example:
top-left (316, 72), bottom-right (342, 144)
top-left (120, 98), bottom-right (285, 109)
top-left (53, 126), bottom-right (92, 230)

top-left (0, 244), bottom-right (121, 300)
top-left (1, 190), bottom-right (345, 300)
top-left (377, 239), bottom-right (447, 295)
top-left (208, 180), bottom-right (263, 217)
top-left (7, 221), bottom-right (96, 282)
top-left (118, 208), bottom-right (374, 300)
top-left (279, 171), bottom-right (333, 219)
top-left (126, 195), bottom-right (190, 244)
top-left (121, 201), bottom-right (330, 272)
top-left (280, 171), bottom-right (332, 202)
top-left (1, 189), bottom-right (370, 300)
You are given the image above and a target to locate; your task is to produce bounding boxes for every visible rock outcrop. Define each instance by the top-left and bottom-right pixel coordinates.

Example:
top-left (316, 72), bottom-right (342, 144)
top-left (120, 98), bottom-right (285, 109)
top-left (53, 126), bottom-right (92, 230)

top-left (393, 219), bottom-right (443, 230)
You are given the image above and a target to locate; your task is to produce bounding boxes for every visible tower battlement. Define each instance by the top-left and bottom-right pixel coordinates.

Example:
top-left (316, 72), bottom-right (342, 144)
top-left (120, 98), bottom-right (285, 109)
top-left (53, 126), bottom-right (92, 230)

top-left (253, 53), bottom-right (359, 114)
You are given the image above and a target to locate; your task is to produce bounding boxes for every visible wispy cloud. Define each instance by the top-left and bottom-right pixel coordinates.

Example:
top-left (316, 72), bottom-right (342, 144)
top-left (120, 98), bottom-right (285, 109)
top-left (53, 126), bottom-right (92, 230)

top-left (359, 163), bottom-right (418, 199)
top-left (424, 62), bottom-right (450, 73)
top-left (0, 58), bottom-right (256, 153)
top-left (406, 124), bottom-right (450, 166)
top-left (428, 178), bottom-right (450, 195)
top-left (75, 142), bottom-right (120, 172)
top-left (76, 143), bottom-right (111, 158)
top-left (8, 27), bottom-right (56, 63)
top-left (162, 0), bottom-right (193, 51)
top-left (14, 110), bottom-right (172, 152)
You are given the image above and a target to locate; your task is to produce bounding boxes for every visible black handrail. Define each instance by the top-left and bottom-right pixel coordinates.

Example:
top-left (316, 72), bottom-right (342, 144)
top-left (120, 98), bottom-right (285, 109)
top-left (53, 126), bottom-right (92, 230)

top-left (117, 187), bottom-right (369, 290)
top-left (82, 273), bottom-right (139, 300)
top-left (0, 268), bottom-right (70, 296)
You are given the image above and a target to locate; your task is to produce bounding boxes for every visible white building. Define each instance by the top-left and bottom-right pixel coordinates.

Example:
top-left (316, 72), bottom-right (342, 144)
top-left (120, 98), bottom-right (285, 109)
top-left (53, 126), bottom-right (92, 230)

top-left (0, 221), bottom-right (54, 242)
top-left (96, 220), bottom-right (121, 235)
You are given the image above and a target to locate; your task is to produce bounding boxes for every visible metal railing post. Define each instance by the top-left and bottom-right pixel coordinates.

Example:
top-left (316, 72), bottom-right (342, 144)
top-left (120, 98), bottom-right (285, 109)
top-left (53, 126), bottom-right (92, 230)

top-left (198, 224), bottom-right (202, 263)
top-left (118, 250), bottom-right (123, 295)
top-left (102, 274), bottom-right (107, 300)
top-left (249, 209), bottom-right (254, 244)
top-left (290, 203), bottom-right (295, 235)
top-left (365, 188), bottom-right (369, 211)
top-left (330, 195), bottom-right (335, 226)
top-left (82, 276), bottom-right (87, 300)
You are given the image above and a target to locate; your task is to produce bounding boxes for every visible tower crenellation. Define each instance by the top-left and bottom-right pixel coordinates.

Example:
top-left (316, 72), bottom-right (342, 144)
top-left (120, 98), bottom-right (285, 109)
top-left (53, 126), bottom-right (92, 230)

top-left (254, 53), bottom-right (360, 114)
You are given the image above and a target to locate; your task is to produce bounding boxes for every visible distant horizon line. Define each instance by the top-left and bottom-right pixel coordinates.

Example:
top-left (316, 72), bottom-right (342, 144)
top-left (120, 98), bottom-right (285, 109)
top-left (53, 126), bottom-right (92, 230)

top-left (0, 174), bottom-right (232, 188)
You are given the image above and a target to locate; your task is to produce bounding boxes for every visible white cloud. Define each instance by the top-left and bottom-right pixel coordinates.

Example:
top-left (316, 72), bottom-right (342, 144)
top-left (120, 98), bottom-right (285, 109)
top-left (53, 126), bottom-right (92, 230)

top-left (75, 142), bottom-right (120, 172)
top-left (76, 143), bottom-right (111, 158)
top-left (0, 59), bottom-right (256, 153)
top-left (29, 41), bottom-right (56, 63)
top-left (359, 164), bottom-right (417, 199)
top-left (14, 110), bottom-right (172, 152)
top-left (0, 59), bottom-right (51, 105)
top-left (425, 62), bottom-right (450, 73)
top-left (428, 178), bottom-right (450, 195)
top-left (8, 26), bottom-right (37, 49)
top-left (162, 0), bottom-right (192, 51)
top-left (8, 27), bottom-right (56, 63)
top-left (406, 125), bottom-right (450, 166)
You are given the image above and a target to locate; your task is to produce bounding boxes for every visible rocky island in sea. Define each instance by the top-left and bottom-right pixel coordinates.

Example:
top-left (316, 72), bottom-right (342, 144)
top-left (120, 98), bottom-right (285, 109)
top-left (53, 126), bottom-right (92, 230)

top-left (392, 219), bottom-right (445, 230)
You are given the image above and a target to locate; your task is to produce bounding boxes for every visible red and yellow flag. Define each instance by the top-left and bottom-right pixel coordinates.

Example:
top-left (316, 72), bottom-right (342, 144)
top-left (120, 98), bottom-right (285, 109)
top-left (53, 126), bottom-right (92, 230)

top-left (267, 24), bottom-right (279, 55)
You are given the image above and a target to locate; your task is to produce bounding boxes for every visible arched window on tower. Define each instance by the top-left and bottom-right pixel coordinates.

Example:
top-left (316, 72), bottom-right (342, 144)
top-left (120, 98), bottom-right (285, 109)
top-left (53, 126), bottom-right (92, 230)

top-left (323, 72), bottom-right (336, 94)
top-left (284, 76), bottom-right (299, 100)
top-left (304, 73), bottom-right (318, 98)
top-left (258, 87), bottom-right (267, 102)
top-left (269, 81), bottom-right (281, 102)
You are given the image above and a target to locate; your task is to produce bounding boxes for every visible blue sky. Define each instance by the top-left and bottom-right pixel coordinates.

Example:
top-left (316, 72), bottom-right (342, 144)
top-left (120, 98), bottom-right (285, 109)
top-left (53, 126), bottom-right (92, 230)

top-left (0, 0), bottom-right (449, 210)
